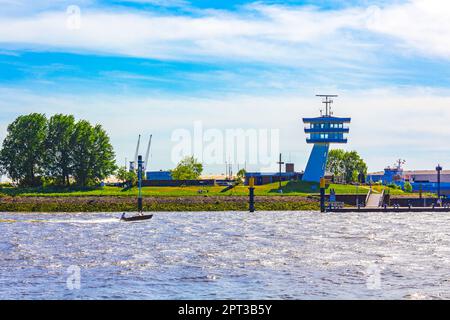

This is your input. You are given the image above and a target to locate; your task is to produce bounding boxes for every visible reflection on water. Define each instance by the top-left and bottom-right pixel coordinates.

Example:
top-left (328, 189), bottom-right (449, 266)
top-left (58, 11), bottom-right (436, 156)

top-left (1, 211), bottom-right (450, 299)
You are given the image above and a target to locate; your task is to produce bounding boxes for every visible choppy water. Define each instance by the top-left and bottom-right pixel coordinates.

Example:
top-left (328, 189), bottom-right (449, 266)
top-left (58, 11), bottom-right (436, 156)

top-left (1, 211), bottom-right (450, 299)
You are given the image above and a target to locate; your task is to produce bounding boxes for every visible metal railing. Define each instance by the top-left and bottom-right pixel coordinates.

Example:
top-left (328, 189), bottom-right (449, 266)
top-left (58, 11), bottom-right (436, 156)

top-left (365, 189), bottom-right (371, 207)
top-left (378, 189), bottom-right (385, 207)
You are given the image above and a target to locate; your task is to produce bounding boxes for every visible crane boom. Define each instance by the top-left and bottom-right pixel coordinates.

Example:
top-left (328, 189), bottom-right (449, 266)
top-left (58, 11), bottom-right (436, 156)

top-left (134, 134), bottom-right (141, 168)
top-left (144, 134), bottom-right (152, 171)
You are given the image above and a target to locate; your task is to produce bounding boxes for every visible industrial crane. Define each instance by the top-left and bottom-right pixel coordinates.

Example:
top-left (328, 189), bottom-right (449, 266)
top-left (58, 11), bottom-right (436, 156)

top-left (129, 134), bottom-right (152, 174)
top-left (129, 134), bottom-right (141, 172)
top-left (143, 134), bottom-right (152, 172)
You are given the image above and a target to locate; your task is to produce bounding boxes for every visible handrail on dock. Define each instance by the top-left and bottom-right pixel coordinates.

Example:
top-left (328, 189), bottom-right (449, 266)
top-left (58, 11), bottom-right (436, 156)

top-left (329, 206), bottom-right (450, 213)
top-left (378, 189), bottom-right (385, 207)
top-left (364, 189), bottom-right (371, 207)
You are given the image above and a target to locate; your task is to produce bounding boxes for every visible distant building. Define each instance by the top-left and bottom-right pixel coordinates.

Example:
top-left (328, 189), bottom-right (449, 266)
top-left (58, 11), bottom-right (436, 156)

top-left (368, 169), bottom-right (450, 184)
top-left (285, 163), bottom-right (295, 173)
top-left (144, 170), bottom-right (218, 187)
top-left (245, 163), bottom-right (302, 185)
top-left (146, 170), bottom-right (172, 180)
top-left (367, 167), bottom-right (450, 196)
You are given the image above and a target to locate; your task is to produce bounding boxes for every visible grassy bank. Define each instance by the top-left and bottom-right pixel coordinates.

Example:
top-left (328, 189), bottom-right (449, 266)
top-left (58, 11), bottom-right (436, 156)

top-left (0, 180), bottom-right (403, 197)
top-left (0, 180), bottom-right (408, 212)
top-left (0, 195), bottom-right (319, 212)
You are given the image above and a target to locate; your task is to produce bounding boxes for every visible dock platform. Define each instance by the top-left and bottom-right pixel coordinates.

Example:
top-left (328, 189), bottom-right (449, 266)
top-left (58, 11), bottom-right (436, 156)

top-left (328, 207), bottom-right (450, 213)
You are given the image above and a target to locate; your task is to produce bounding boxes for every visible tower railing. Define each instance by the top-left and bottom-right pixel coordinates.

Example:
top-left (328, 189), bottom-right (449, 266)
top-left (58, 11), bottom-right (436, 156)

top-left (304, 128), bottom-right (349, 134)
top-left (306, 138), bottom-right (348, 144)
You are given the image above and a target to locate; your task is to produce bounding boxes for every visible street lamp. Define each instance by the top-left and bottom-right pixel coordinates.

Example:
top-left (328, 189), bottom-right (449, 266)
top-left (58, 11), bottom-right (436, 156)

top-left (436, 164), bottom-right (443, 204)
top-left (277, 153), bottom-right (284, 192)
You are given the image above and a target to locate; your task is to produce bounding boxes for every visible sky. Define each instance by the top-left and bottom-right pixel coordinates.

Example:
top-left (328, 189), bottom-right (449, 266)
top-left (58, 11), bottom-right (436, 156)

top-left (1, 0), bottom-right (450, 174)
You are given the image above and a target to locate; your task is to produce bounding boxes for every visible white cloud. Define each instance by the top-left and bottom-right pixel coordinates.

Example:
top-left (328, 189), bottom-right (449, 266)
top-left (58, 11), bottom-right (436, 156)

top-left (1, 1), bottom-right (450, 173)
top-left (366, 0), bottom-right (450, 59)
top-left (1, 1), bottom-right (449, 64)
top-left (114, 0), bottom-right (189, 6)
top-left (0, 0), bottom-right (94, 15)
top-left (1, 86), bottom-right (450, 172)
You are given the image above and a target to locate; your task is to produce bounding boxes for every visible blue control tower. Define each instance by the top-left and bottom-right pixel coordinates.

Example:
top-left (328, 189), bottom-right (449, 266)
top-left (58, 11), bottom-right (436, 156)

top-left (302, 95), bottom-right (350, 182)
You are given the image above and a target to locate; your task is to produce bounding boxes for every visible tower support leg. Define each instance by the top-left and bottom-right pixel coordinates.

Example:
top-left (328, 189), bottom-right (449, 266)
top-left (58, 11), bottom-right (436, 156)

top-left (303, 143), bottom-right (330, 183)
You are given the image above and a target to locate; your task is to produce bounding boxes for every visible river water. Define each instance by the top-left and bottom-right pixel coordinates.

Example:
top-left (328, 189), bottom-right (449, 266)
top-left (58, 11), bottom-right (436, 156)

top-left (1, 211), bottom-right (450, 299)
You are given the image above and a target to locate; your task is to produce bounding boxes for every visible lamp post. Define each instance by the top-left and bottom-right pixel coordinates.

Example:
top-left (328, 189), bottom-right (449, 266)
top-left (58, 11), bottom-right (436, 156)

top-left (436, 164), bottom-right (442, 204)
top-left (137, 155), bottom-right (143, 213)
top-left (277, 153), bottom-right (284, 192)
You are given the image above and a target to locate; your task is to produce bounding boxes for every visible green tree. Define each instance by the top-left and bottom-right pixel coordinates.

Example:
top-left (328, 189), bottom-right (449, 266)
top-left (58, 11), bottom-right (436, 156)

top-left (70, 120), bottom-right (94, 186)
top-left (171, 156), bottom-right (203, 180)
top-left (116, 166), bottom-right (137, 186)
top-left (404, 181), bottom-right (413, 193)
top-left (70, 120), bottom-right (116, 186)
top-left (44, 114), bottom-right (75, 186)
top-left (351, 169), bottom-right (359, 182)
top-left (91, 124), bottom-right (116, 182)
top-left (326, 149), bottom-right (367, 183)
top-left (116, 166), bottom-right (128, 184)
top-left (236, 168), bottom-right (246, 183)
top-left (343, 151), bottom-right (367, 183)
top-left (0, 113), bottom-right (47, 186)
top-left (327, 149), bottom-right (346, 178)
top-left (0, 113), bottom-right (117, 187)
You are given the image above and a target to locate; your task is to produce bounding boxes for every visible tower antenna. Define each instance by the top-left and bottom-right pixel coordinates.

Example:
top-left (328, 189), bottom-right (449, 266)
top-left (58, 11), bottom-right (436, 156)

top-left (316, 94), bottom-right (338, 117)
top-left (395, 159), bottom-right (406, 170)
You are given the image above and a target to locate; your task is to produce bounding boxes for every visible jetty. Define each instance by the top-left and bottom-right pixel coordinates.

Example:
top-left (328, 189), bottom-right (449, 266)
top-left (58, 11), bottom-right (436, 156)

top-left (328, 206), bottom-right (450, 213)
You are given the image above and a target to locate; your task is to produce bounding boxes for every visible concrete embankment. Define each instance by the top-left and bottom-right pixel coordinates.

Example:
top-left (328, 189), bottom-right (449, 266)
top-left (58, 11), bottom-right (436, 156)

top-left (0, 195), bottom-right (319, 212)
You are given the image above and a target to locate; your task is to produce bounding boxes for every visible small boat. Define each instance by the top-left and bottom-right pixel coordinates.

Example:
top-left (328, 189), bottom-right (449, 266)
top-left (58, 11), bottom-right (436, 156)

top-left (120, 213), bottom-right (153, 222)
top-left (119, 153), bottom-right (154, 223)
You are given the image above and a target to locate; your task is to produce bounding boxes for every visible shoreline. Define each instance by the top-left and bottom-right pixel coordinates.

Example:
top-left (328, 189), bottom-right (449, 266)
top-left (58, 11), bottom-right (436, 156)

top-left (0, 195), bottom-right (319, 212)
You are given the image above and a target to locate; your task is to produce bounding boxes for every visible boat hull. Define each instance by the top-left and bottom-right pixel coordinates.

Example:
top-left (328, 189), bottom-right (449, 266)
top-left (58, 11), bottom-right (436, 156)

top-left (120, 214), bottom-right (153, 222)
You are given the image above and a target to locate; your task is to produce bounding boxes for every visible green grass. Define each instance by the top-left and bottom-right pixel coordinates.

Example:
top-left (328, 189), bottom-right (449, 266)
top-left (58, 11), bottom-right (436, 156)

top-left (371, 184), bottom-right (407, 195)
top-left (226, 181), bottom-right (372, 196)
top-left (0, 180), bottom-right (413, 212)
top-left (0, 185), bottom-right (227, 197)
top-left (0, 180), bottom-right (397, 197)
top-left (0, 201), bottom-right (319, 212)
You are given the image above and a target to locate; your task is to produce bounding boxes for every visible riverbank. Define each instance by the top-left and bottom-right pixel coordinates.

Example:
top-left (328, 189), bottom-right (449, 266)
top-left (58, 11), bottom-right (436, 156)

top-left (0, 181), bottom-right (375, 197)
top-left (0, 195), bottom-right (319, 212)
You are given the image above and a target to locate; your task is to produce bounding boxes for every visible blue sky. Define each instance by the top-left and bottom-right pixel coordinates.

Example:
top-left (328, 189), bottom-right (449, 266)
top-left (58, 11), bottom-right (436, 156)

top-left (1, 0), bottom-right (450, 175)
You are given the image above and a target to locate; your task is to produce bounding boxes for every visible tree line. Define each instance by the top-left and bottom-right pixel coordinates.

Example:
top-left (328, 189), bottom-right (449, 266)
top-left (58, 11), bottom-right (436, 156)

top-left (0, 113), bottom-right (116, 187)
top-left (326, 149), bottom-right (368, 183)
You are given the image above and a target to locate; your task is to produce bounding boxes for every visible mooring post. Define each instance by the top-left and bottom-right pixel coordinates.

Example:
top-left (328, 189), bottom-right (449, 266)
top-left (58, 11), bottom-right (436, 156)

top-left (137, 155), bottom-right (143, 212)
top-left (320, 177), bottom-right (326, 213)
top-left (436, 164), bottom-right (442, 206)
top-left (248, 177), bottom-right (255, 212)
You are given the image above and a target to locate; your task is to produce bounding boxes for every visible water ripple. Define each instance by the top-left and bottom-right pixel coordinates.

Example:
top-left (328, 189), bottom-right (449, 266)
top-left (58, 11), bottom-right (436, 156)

top-left (1, 211), bottom-right (450, 299)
